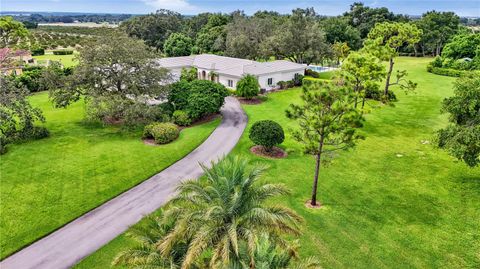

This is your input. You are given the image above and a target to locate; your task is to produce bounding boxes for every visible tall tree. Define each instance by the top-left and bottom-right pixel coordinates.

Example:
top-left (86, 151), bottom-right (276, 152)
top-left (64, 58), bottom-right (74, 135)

top-left (158, 156), bottom-right (302, 268)
top-left (262, 8), bottom-right (331, 64)
top-left (341, 51), bottom-right (385, 109)
top-left (416, 11), bottom-right (460, 56)
top-left (437, 75), bottom-right (480, 167)
top-left (364, 22), bottom-right (422, 99)
top-left (286, 82), bottom-right (364, 206)
top-left (321, 16), bottom-right (362, 50)
top-left (332, 41), bottom-right (351, 65)
top-left (163, 33), bottom-right (193, 57)
top-left (0, 74), bottom-right (45, 153)
top-left (343, 2), bottom-right (406, 38)
top-left (45, 31), bottom-right (170, 125)
top-left (182, 12), bottom-right (212, 39)
top-left (0, 16), bottom-right (29, 48)
top-left (225, 13), bottom-right (276, 60)
top-left (195, 13), bottom-right (230, 54)
top-left (120, 9), bottom-right (183, 51)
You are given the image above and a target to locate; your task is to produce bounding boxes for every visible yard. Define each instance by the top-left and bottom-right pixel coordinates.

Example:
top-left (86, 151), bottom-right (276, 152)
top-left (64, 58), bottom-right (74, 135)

top-left (75, 57), bottom-right (479, 268)
top-left (33, 51), bottom-right (79, 68)
top-left (0, 92), bottom-right (220, 259)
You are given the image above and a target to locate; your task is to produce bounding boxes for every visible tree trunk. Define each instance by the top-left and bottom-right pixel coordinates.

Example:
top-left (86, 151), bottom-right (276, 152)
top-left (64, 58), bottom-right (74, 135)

top-left (311, 135), bottom-right (325, 206)
top-left (384, 57), bottom-right (394, 97)
top-left (361, 96), bottom-right (366, 109)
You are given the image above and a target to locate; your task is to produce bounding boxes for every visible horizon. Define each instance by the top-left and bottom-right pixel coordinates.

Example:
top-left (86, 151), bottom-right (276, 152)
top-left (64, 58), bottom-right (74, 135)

top-left (2, 0), bottom-right (480, 17)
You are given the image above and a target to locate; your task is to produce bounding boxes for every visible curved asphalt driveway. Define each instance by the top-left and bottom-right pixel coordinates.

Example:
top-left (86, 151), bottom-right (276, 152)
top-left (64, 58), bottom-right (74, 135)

top-left (1, 97), bottom-right (247, 269)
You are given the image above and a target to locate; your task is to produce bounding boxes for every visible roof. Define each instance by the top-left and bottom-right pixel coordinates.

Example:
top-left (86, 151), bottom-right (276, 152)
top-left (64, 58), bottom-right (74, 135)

top-left (156, 54), bottom-right (305, 78)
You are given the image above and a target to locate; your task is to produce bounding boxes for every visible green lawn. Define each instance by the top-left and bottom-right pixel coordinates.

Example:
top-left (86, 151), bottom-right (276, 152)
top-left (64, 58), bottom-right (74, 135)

top-left (75, 57), bottom-right (479, 268)
top-left (33, 52), bottom-right (79, 67)
top-left (0, 92), bottom-right (220, 259)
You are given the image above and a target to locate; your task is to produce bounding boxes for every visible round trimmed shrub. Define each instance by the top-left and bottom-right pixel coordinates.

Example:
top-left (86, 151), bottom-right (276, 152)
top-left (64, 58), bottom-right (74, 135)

top-left (236, 74), bottom-right (260, 99)
top-left (172, 110), bottom-right (191, 126)
top-left (249, 120), bottom-right (285, 150)
top-left (143, 122), bottom-right (179, 144)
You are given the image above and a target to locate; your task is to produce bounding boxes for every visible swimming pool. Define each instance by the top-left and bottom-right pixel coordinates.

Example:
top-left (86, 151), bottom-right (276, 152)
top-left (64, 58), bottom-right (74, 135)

top-left (307, 65), bottom-right (337, 72)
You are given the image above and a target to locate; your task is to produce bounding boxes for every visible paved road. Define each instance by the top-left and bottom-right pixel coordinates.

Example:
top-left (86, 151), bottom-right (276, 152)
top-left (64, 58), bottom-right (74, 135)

top-left (0, 97), bottom-right (247, 269)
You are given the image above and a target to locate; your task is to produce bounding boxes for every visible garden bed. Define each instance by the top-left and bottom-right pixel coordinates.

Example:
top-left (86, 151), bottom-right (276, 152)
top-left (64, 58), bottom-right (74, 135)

top-left (237, 97), bottom-right (264, 105)
top-left (250, 145), bottom-right (287, 159)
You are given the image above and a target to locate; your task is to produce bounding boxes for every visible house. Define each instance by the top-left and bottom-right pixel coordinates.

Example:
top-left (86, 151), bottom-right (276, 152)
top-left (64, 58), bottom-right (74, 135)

top-left (157, 54), bottom-right (306, 91)
top-left (0, 48), bottom-right (37, 75)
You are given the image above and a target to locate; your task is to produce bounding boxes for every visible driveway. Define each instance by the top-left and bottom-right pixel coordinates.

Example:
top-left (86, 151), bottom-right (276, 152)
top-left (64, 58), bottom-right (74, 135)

top-left (0, 96), bottom-right (247, 269)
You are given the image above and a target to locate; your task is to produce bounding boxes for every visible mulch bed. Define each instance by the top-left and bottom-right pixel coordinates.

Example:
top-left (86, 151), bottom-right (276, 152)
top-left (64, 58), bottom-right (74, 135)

top-left (304, 200), bottom-right (322, 209)
top-left (250, 145), bottom-right (287, 159)
top-left (143, 138), bottom-right (158, 146)
top-left (237, 97), bottom-right (264, 105)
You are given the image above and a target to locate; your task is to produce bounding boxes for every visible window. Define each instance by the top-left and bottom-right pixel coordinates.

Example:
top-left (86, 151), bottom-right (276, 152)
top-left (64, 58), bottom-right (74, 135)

top-left (267, 78), bottom-right (273, 86)
top-left (228, 80), bottom-right (234, 87)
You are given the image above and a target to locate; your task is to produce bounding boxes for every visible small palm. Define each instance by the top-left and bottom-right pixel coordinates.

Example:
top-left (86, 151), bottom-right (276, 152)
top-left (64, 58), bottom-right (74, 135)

top-left (159, 156), bottom-right (302, 268)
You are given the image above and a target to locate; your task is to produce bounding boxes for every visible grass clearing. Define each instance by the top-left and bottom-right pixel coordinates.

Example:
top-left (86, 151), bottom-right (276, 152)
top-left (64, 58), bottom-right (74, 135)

top-left (0, 92), bottom-right (220, 259)
top-left (33, 51), bottom-right (79, 67)
top-left (75, 57), bottom-right (479, 268)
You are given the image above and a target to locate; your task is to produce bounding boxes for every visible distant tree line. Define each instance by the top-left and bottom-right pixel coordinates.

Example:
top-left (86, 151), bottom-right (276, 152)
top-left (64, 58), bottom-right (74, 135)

top-left (116, 2), bottom-right (470, 63)
top-left (12, 13), bottom-right (134, 24)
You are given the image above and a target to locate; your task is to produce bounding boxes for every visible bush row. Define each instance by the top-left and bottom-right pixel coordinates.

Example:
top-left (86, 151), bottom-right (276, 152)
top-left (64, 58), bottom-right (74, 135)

top-left (426, 64), bottom-right (479, 77)
top-left (53, 50), bottom-right (74, 55)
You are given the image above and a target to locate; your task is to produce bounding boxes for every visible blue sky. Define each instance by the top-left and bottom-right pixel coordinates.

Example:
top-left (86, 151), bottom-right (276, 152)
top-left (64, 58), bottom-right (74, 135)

top-left (2, 0), bottom-right (480, 16)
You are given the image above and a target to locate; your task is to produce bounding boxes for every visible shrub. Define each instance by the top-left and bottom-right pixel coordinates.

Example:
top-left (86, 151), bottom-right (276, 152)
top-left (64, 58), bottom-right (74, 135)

top-left (14, 67), bottom-right (44, 92)
top-left (172, 110), bottom-right (191, 126)
top-left (277, 81), bottom-right (288, 89)
top-left (31, 47), bottom-right (45, 56)
top-left (305, 69), bottom-right (320, 78)
top-left (52, 50), bottom-right (74, 55)
top-left (29, 126), bottom-right (50, 140)
top-left (293, 74), bottom-right (304, 86)
top-left (186, 80), bottom-right (228, 121)
top-left (167, 80), bottom-right (192, 110)
top-left (180, 67), bottom-right (198, 82)
top-left (143, 122), bottom-right (179, 144)
top-left (0, 135), bottom-right (8, 155)
top-left (236, 74), bottom-right (260, 99)
top-left (15, 126), bottom-right (50, 141)
top-left (249, 120), bottom-right (285, 151)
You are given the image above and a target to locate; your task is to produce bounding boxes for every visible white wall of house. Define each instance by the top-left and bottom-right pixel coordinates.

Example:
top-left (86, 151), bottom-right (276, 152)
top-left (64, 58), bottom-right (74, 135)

top-left (165, 67), bottom-right (304, 91)
top-left (257, 69), bottom-right (305, 90)
top-left (218, 74), bottom-right (239, 89)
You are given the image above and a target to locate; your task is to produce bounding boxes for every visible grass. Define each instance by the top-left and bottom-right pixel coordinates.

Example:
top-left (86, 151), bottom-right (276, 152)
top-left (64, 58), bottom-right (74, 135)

top-left (74, 57), bottom-right (479, 268)
top-left (0, 92), bottom-right (220, 259)
top-left (33, 51), bottom-right (78, 67)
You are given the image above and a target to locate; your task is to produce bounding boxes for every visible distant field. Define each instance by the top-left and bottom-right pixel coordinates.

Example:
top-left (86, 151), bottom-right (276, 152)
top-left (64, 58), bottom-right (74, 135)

top-left (38, 22), bottom-right (118, 28)
top-left (33, 51), bottom-right (79, 67)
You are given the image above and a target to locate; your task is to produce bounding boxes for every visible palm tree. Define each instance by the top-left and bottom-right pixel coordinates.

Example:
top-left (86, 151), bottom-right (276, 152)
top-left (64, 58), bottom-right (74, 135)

top-left (233, 234), bottom-right (321, 269)
top-left (112, 215), bottom-right (188, 269)
top-left (158, 156), bottom-right (303, 269)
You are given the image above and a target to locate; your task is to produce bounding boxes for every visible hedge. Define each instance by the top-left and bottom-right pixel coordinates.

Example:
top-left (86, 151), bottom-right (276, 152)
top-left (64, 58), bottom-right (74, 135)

top-left (52, 50), bottom-right (74, 55)
top-left (302, 77), bottom-right (331, 87)
top-left (426, 65), bottom-right (479, 77)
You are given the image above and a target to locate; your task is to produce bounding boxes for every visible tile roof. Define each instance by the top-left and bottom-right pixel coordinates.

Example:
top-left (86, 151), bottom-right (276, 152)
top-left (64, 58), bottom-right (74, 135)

top-left (156, 54), bottom-right (305, 78)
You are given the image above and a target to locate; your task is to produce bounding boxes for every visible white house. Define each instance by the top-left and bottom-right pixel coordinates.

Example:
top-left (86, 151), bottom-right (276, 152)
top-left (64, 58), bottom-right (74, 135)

top-left (156, 54), bottom-right (306, 91)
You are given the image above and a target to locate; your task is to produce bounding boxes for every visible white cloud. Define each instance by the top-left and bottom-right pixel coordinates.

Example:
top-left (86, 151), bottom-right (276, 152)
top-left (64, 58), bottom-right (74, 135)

top-left (141, 0), bottom-right (201, 13)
